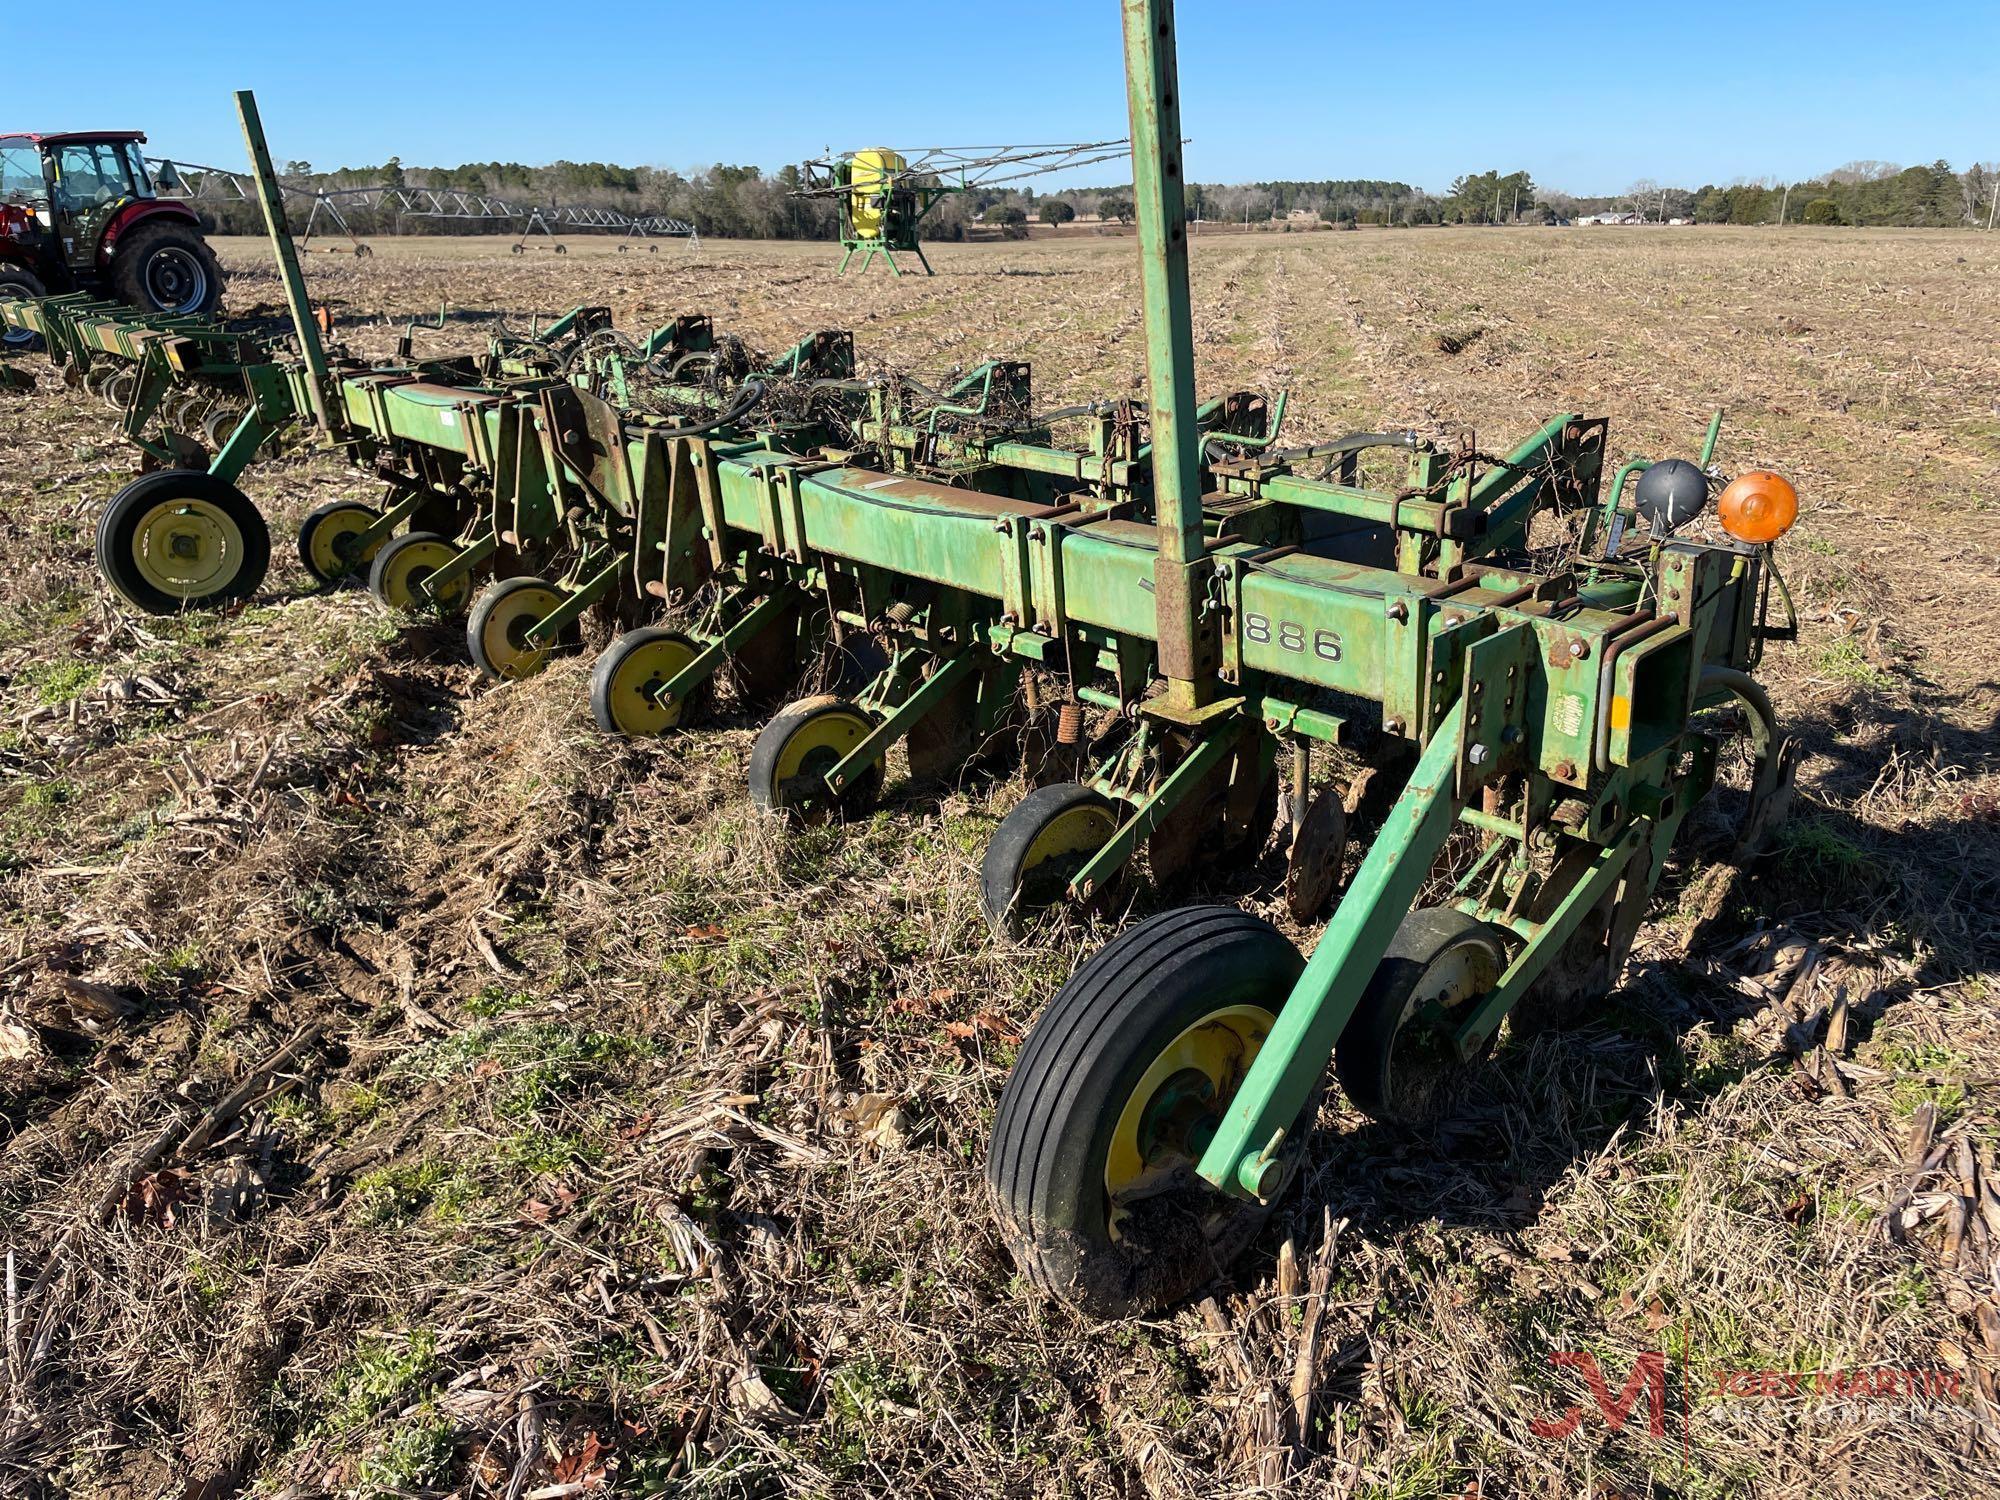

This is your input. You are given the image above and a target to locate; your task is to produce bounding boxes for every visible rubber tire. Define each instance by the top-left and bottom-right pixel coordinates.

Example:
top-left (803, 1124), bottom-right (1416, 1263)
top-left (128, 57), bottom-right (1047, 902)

top-left (589, 626), bottom-right (710, 736)
top-left (0, 267), bottom-right (47, 349)
top-left (980, 782), bottom-right (1121, 937)
top-left (367, 530), bottom-right (468, 614)
top-left (746, 694), bottom-right (882, 823)
top-left (296, 500), bottom-right (384, 585)
top-left (95, 470), bottom-right (269, 616)
top-left (110, 220), bottom-right (224, 317)
top-left (467, 575), bottom-right (570, 682)
top-left (1333, 906), bottom-right (1509, 1128)
top-left (987, 905), bottom-right (1309, 1318)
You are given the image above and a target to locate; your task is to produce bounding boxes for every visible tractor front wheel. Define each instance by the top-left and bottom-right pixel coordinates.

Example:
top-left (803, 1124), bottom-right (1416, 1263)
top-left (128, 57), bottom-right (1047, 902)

top-left (0, 266), bottom-right (46, 348)
top-left (112, 221), bottom-right (224, 317)
top-left (987, 905), bottom-right (1312, 1318)
top-left (95, 470), bottom-right (269, 615)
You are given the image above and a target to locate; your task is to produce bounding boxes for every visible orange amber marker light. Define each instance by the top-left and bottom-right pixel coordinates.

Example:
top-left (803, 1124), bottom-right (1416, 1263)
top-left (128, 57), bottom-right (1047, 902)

top-left (1717, 470), bottom-right (1799, 544)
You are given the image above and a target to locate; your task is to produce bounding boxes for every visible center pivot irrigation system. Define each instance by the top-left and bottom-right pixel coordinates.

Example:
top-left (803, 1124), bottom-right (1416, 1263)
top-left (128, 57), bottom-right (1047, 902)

top-left (151, 158), bottom-right (699, 256)
top-left (0, 0), bottom-right (1804, 1318)
top-left (796, 140), bottom-right (1128, 275)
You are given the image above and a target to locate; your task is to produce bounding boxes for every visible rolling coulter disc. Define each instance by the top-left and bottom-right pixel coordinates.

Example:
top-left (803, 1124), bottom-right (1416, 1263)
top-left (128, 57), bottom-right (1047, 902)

top-left (367, 532), bottom-right (470, 615)
top-left (467, 576), bottom-right (571, 682)
top-left (987, 905), bottom-right (1314, 1317)
top-left (103, 367), bottom-right (138, 409)
top-left (95, 471), bottom-right (269, 616)
top-left (980, 782), bottom-right (1121, 937)
top-left (1333, 907), bottom-right (1508, 1129)
top-left (1283, 782), bottom-right (1350, 923)
top-left (747, 695), bottom-right (881, 823)
top-left (296, 500), bottom-right (385, 585)
top-left (589, 627), bottom-right (708, 736)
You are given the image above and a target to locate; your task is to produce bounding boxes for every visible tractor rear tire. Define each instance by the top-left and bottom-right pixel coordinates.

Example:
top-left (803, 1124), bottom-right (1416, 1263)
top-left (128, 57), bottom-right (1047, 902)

top-left (111, 221), bottom-right (224, 317)
top-left (95, 470), bottom-right (269, 615)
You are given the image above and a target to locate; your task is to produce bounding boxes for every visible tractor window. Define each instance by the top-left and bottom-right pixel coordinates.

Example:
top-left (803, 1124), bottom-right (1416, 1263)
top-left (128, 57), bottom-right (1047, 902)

top-left (53, 144), bottom-right (135, 210)
top-left (0, 139), bottom-right (41, 204)
top-left (121, 142), bottom-right (157, 199)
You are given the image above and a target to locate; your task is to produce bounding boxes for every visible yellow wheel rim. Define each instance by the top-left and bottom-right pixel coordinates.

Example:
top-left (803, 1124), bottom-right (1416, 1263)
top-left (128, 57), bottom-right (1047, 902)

top-left (1104, 1004), bottom-right (1273, 1236)
top-left (131, 498), bottom-right (243, 599)
top-left (307, 506), bottom-right (383, 579)
top-left (603, 634), bottom-right (698, 734)
top-left (1022, 802), bottom-right (1116, 872)
top-left (379, 539), bottom-right (466, 612)
top-left (478, 583), bottom-right (565, 681)
top-left (774, 706), bottom-right (873, 788)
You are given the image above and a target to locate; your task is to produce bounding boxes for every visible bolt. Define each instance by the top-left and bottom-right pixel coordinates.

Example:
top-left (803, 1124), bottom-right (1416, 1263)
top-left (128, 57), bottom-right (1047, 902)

top-left (1384, 716), bottom-right (1406, 736)
top-left (1468, 743), bottom-right (1491, 766)
top-left (1442, 611), bottom-right (1462, 627)
top-left (1501, 725), bottom-right (1523, 745)
top-left (1553, 759), bottom-right (1577, 781)
top-left (1386, 599), bottom-right (1409, 622)
top-left (1569, 639), bottom-right (1589, 660)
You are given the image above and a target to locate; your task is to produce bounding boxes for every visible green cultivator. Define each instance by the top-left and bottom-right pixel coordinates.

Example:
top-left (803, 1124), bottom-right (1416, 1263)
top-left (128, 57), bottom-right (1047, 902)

top-left (0, 0), bottom-right (1803, 1318)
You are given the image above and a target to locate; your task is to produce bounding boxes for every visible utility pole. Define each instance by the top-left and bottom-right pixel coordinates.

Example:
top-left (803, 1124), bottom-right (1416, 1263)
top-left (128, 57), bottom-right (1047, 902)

top-left (1512, 185), bottom-right (1520, 222)
top-left (1493, 184), bottom-right (1502, 223)
top-left (1988, 173), bottom-right (1998, 230)
top-left (1778, 183), bottom-right (1791, 226)
top-left (1659, 189), bottom-right (1667, 224)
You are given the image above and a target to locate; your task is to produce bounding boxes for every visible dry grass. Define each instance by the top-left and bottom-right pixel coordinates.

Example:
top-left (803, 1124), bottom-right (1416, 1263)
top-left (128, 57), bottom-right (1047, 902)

top-left (2, 226), bottom-right (1998, 1498)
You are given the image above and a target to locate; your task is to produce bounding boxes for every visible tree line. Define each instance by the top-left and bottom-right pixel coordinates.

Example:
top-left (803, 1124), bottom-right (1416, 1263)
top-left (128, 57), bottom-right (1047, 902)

top-left (188, 155), bottom-right (2000, 240)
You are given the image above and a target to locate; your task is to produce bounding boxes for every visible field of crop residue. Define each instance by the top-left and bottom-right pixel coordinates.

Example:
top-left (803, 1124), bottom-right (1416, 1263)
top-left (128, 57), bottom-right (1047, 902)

top-left (3, 225), bottom-right (1998, 1498)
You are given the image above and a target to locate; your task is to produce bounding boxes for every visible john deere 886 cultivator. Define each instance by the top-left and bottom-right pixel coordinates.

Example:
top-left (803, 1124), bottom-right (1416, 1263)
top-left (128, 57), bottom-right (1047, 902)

top-left (1, 1), bottom-right (1803, 1317)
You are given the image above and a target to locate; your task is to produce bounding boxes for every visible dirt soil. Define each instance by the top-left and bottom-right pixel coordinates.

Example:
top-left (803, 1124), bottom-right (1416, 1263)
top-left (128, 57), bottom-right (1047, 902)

top-left (3, 226), bottom-right (1999, 1498)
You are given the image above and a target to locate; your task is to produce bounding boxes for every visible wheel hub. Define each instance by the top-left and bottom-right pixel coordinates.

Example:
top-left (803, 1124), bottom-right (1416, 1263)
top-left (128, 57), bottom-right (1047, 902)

top-left (133, 499), bottom-right (239, 597)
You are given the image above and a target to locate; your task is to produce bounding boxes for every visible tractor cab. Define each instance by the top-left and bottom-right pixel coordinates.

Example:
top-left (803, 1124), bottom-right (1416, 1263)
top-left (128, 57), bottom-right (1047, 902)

top-left (0, 131), bottom-right (221, 316)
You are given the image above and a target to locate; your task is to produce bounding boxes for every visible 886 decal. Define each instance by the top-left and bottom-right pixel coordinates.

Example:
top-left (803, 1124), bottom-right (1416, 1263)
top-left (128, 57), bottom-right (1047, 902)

top-left (1243, 612), bottom-right (1343, 662)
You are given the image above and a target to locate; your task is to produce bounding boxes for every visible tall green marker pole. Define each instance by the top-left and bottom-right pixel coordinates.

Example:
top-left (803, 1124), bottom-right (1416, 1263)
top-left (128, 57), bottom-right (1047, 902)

top-left (234, 90), bottom-right (335, 434)
top-left (1121, 0), bottom-right (1210, 710)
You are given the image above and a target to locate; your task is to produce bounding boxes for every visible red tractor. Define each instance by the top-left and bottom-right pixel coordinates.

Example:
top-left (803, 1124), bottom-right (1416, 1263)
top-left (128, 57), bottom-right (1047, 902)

top-left (0, 130), bottom-right (223, 331)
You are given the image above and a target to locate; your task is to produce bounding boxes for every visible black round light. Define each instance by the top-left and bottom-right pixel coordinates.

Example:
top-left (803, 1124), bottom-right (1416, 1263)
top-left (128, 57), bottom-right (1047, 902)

top-left (1633, 458), bottom-right (1709, 534)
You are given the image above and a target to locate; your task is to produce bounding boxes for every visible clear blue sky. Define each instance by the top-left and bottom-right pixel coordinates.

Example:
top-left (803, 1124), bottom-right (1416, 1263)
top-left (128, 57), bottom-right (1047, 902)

top-left (12, 1), bottom-right (1996, 195)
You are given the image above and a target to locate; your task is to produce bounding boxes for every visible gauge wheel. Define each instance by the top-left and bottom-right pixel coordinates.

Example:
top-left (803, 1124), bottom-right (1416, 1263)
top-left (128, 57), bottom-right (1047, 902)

top-left (201, 406), bottom-right (247, 450)
top-left (980, 782), bottom-right (1123, 937)
top-left (987, 904), bottom-right (1314, 1318)
top-left (95, 470), bottom-right (269, 616)
top-left (296, 500), bottom-right (385, 585)
top-left (746, 694), bottom-right (881, 823)
top-left (1333, 907), bottom-right (1510, 1128)
top-left (468, 575), bottom-right (572, 682)
top-left (589, 627), bottom-right (710, 736)
top-left (367, 530), bottom-right (469, 614)
top-left (103, 367), bottom-right (137, 409)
